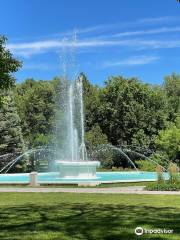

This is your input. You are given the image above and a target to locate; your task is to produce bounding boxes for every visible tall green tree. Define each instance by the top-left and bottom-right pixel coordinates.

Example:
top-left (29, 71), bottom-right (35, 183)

top-left (155, 117), bottom-right (180, 161)
top-left (85, 124), bottom-right (113, 168)
top-left (81, 73), bottom-right (100, 131)
top-left (0, 36), bottom-right (21, 90)
top-left (15, 78), bottom-right (56, 147)
top-left (0, 91), bottom-right (25, 168)
top-left (98, 76), bottom-right (168, 148)
top-left (163, 73), bottom-right (180, 121)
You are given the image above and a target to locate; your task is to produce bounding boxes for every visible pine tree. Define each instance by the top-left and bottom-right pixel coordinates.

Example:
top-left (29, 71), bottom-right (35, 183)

top-left (0, 91), bottom-right (25, 169)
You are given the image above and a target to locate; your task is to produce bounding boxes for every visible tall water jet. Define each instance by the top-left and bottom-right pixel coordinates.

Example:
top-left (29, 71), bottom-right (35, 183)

top-left (55, 36), bottom-right (100, 179)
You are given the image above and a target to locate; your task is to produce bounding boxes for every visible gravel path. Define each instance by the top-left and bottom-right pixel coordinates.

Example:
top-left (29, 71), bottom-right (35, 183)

top-left (0, 186), bottom-right (180, 194)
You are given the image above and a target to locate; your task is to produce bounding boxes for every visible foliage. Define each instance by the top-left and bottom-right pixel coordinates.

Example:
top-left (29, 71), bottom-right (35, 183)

top-left (156, 165), bottom-right (165, 183)
top-left (155, 117), bottom-right (180, 160)
top-left (164, 73), bottom-right (180, 121)
top-left (148, 151), bottom-right (169, 169)
top-left (15, 78), bottom-right (56, 147)
top-left (145, 181), bottom-right (180, 191)
top-left (98, 76), bottom-right (168, 148)
top-left (0, 36), bottom-right (21, 105)
top-left (146, 163), bottom-right (180, 191)
top-left (135, 160), bottom-right (156, 171)
top-left (33, 133), bottom-right (53, 147)
top-left (0, 91), bottom-right (25, 169)
top-left (85, 124), bottom-right (113, 168)
top-left (81, 73), bottom-right (100, 131)
top-left (85, 124), bottom-right (108, 150)
top-left (168, 162), bottom-right (179, 184)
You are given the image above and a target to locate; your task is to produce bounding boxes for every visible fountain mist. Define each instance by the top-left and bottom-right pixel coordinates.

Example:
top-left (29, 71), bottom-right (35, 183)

top-left (54, 35), bottom-right (100, 178)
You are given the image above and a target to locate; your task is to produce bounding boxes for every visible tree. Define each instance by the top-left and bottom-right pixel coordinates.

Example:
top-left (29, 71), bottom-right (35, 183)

top-left (81, 73), bottom-right (100, 131)
top-left (0, 91), bottom-right (25, 169)
top-left (0, 36), bottom-right (21, 90)
top-left (15, 78), bottom-right (56, 147)
top-left (85, 124), bottom-right (108, 151)
top-left (163, 73), bottom-right (180, 121)
top-left (98, 76), bottom-right (168, 148)
top-left (85, 124), bottom-right (113, 168)
top-left (155, 117), bottom-right (180, 161)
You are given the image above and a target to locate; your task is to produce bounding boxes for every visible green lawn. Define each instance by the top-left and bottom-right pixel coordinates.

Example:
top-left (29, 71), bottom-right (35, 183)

top-left (0, 193), bottom-right (179, 240)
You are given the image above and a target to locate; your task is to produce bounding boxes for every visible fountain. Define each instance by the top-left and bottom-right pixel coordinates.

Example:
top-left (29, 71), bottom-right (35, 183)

top-left (54, 73), bottom-right (100, 179)
top-left (0, 34), bottom-right (171, 184)
top-left (53, 35), bottom-right (100, 179)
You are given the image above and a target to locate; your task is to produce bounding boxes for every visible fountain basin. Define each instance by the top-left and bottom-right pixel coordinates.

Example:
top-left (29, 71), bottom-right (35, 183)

top-left (55, 161), bottom-right (100, 179)
top-left (0, 172), bottom-right (171, 184)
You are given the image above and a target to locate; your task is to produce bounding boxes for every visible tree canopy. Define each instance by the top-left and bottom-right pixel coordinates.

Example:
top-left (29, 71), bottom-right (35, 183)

top-left (97, 76), bottom-right (168, 148)
top-left (0, 36), bottom-right (21, 90)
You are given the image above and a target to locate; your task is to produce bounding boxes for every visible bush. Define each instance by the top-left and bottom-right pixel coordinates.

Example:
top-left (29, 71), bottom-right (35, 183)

top-left (156, 165), bottom-right (165, 183)
top-left (148, 152), bottom-right (169, 169)
top-left (145, 182), bottom-right (180, 191)
top-left (168, 162), bottom-right (179, 184)
top-left (135, 160), bottom-right (156, 171)
top-left (155, 117), bottom-right (180, 160)
top-left (145, 162), bottom-right (180, 191)
top-left (86, 125), bottom-right (113, 168)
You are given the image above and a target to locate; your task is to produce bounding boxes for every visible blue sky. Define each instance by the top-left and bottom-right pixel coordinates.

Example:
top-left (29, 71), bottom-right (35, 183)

top-left (1, 0), bottom-right (180, 85)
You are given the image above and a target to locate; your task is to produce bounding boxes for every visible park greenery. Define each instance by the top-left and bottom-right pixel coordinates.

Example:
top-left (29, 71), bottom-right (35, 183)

top-left (146, 163), bottom-right (180, 191)
top-left (0, 36), bottom-right (180, 172)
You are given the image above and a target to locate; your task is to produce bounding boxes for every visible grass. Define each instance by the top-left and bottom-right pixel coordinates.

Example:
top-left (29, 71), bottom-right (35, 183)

top-left (0, 193), bottom-right (179, 239)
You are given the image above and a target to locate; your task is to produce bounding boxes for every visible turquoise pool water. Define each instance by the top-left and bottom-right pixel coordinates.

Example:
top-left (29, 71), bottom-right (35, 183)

top-left (0, 171), bottom-right (170, 184)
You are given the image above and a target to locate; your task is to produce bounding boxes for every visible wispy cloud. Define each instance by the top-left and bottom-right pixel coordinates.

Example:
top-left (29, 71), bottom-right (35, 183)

top-left (7, 16), bottom-right (180, 57)
top-left (102, 55), bottom-right (159, 68)
top-left (113, 27), bottom-right (180, 37)
top-left (136, 16), bottom-right (178, 24)
top-left (8, 38), bottom-right (180, 57)
top-left (76, 17), bottom-right (177, 35)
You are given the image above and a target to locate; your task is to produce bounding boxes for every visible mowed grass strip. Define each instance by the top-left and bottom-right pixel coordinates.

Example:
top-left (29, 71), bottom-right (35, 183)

top-left (0, 193), bottom-right (179, 240)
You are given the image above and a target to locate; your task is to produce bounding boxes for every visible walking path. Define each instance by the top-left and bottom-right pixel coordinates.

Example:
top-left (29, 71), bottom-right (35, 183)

top-left (0, 186), bottom-right (180, 195)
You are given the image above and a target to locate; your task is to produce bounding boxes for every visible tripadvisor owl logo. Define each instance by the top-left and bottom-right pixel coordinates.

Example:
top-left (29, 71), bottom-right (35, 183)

top-left (135, 226), bottom-right (173, 235)
top-left (135, 227), bottom-right (143, 236)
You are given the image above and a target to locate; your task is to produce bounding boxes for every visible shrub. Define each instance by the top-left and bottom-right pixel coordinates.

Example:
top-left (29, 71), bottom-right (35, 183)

top-left (135, 160), bottom-right (156, 171)
top-left (168, 162), bottom-right (179, 184)
top-left (148, 152), bottom-right (169, 169)
top-left (145, 162), bottom-right (180, 191)
top-left (145, 182), bottom-right (180, 191)
top-left (156, 165), bottom-right (165, 183)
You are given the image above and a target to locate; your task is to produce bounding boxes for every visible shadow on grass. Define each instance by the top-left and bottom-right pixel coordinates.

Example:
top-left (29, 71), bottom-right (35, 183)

top-left (0, 203), bottom-right (179, 240)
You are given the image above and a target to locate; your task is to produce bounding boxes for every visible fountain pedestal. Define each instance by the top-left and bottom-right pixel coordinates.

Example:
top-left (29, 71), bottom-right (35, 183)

top-left (55, 161), bottom-right (100, 179)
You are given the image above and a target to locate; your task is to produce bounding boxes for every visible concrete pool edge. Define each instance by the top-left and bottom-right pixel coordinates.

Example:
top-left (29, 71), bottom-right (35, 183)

top-left (0, 171), bottom-right (168, 185)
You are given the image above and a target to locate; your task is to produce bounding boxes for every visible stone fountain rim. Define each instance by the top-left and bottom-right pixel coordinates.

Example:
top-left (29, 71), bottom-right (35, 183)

top-left (55, 160), bottom-right (100, 166)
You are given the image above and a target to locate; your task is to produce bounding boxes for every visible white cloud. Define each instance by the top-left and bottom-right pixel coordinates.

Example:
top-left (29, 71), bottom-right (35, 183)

top-left (6, 15), bottom-right (180, 57)
top-left (102, 55), bottom-right (159, 68)
top-left (136, 16), bottom-right (178, 24)
top-left (113, 27), bottom-right (180, 37)
top-left (8, 38), bottom-right (180, 58)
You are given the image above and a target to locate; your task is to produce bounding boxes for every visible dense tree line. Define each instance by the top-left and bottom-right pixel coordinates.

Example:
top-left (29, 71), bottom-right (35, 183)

top-left (13, 74), bottom-right (180, 164)
top-left (0, 35), bottom-right (180, 170)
